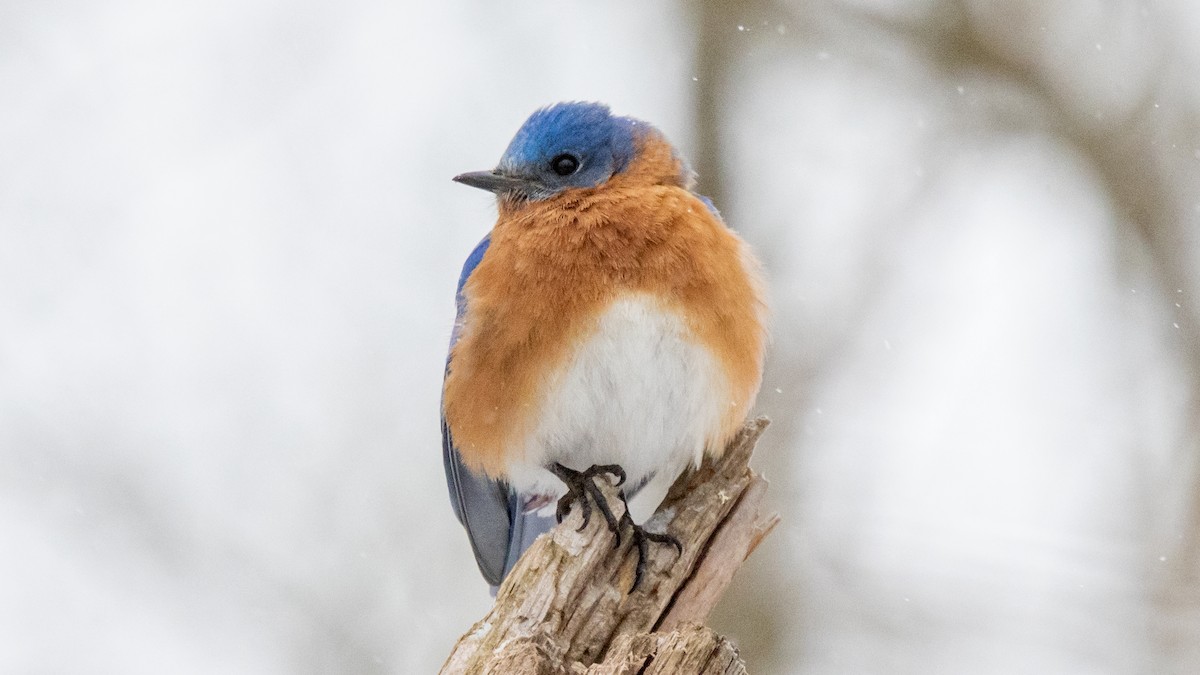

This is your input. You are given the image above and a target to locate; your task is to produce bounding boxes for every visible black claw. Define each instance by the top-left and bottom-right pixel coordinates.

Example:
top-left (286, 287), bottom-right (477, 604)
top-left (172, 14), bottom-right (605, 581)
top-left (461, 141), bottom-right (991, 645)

top-left (555, 495), bottom-right (570, 524)
top-left (587, 481), bottom-right (622, 544)
top-left (575, 490), bottom-right (593, 531)
top-left (548, 463), bottom-right (682, 593)
top-left (633, 532), bottom-right (649, 591)
top-left (618, 497), bottom-right (684, 593)
top-left (591, 464), bottom-right (626, 486)
top-left (550, 463), bottom-right (626, 536)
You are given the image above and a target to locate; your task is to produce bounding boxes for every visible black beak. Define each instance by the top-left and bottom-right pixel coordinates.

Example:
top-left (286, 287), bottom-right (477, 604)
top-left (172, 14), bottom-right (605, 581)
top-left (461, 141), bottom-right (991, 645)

top-left (452, 170), bottom-right (534, 194)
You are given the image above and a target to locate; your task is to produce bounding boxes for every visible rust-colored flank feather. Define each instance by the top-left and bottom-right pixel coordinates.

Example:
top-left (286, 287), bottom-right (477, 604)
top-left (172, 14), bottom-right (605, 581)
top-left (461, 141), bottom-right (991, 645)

top-left (443, 135), bottom-right (767, 478)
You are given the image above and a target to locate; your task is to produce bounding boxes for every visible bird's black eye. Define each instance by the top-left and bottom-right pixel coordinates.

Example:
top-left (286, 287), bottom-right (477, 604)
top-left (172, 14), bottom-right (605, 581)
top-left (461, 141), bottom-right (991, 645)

top-left (550, 153), bottom-right (580, 176)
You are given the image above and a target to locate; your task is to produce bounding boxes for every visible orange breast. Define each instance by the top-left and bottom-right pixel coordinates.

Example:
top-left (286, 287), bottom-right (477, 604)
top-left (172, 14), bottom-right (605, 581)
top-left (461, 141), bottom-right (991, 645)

top-left (443, 142), bottom-right (767, 478)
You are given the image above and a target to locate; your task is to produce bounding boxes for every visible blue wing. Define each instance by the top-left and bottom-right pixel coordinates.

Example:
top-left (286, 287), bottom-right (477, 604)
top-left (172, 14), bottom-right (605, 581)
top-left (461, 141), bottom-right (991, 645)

top-left (442, 234), bottom-right (554, 586)
top-left (697, 194), bottom-right (722, 219)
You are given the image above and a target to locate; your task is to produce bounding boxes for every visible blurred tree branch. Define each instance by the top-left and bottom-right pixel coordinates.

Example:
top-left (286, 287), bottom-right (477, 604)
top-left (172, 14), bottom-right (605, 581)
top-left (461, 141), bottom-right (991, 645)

top-left (778, 0), bottom-right (1200, 666)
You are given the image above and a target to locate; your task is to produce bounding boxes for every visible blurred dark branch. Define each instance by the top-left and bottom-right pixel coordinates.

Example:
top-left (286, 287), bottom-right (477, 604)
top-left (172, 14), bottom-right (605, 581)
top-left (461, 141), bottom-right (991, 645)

top-left (689, 0), bottom-right (738, 208)
top-left (824, 1), bottom-right (1200, 387)
top-left (789, 0), bottom-right (1200, 663)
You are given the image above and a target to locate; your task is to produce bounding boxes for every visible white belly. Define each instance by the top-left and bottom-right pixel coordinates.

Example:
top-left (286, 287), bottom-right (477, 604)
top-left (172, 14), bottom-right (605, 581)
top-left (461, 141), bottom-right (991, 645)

top-left (505, 294), bottom-right (730, 521)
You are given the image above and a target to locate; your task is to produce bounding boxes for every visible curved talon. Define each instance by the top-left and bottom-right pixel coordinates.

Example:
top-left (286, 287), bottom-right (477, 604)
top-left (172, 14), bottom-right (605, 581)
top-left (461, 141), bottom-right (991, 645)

top-left (550, 463), bottom-right (626, 536)
top-left (586, 480), bottom-right (621, 543)
top-left (574, 491), bottom-right (593, 531)
top-left (548, 463), bottom-right (682, 593)
top-left (555, 494), bottom-right (570, 524)
top-left (590, 464), bottom-right (626, 486)
top-left (631, 526), bottom-right (684, 591)
top-left (617, 495), bottom-right (683, 593)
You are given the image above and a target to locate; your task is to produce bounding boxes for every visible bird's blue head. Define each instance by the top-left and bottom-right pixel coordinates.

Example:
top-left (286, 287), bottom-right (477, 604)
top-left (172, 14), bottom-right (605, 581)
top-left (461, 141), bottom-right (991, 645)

top-left (453, 102), bottom-right (645, 202)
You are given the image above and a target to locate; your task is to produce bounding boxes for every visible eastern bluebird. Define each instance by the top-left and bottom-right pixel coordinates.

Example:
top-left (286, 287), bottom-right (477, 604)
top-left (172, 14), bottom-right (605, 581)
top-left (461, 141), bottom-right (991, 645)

top-left (442, 102), bottom-right (767, 591)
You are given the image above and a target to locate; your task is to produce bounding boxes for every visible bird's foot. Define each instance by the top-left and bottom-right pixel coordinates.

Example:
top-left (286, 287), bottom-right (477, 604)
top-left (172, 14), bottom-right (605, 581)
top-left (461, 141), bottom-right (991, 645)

top-left (619, 505), bottom-right (683, 593)
top-left (549, 463), bottom-right (682, 592)
top-left (550, 463), bottom-right (626, 540)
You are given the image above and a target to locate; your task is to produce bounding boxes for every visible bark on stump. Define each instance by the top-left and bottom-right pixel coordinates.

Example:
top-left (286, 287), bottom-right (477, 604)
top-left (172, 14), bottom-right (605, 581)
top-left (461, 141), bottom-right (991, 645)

top-left (441, 417), bottom-right (776, 674)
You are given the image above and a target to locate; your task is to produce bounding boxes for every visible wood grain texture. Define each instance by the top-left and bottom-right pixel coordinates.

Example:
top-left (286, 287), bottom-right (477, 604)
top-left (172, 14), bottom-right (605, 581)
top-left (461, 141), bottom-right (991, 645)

top-left (440, 417), bottom-right (774, 674)
top-left (585, 624), bottom-right (746, 675)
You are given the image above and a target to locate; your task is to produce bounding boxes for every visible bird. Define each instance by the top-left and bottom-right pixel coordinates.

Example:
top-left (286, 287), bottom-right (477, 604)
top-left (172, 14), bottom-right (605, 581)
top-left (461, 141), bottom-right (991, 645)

top-left (442, 102), bottom-right (767, 592)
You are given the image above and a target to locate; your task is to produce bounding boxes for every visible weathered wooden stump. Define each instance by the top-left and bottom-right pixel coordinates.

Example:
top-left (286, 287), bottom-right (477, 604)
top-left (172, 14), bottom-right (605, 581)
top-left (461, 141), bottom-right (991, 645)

top-left (440, 417), bottom-right (776, 674)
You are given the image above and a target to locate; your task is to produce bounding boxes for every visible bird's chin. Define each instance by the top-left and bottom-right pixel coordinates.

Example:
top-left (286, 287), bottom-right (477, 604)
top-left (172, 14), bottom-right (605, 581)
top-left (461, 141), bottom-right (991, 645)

top-left (500, 185), bottom-right (562, 208)
top-left (498, 191), bottom-right (531, 211)
top-left (500, 184), bottom-right (568, 207)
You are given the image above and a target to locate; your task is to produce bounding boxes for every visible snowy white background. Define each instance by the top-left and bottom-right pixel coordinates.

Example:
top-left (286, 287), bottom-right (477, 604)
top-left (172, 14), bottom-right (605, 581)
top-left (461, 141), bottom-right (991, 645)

top-left (2, 1), bottom-right (1198, 673)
